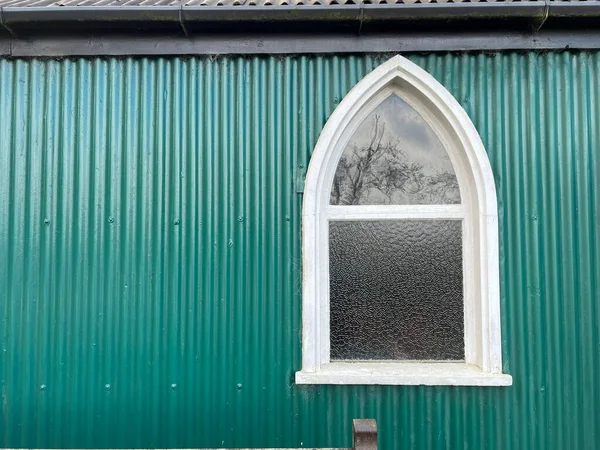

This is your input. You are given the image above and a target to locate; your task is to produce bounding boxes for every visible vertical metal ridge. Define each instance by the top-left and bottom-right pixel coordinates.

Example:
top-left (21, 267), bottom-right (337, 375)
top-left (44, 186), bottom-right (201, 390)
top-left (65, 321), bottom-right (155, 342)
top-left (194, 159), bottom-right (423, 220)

top-left (573, 52), bottom-right (595, 450)
top-left (589, 55), bottom-right (600, 450)
top-left (1, 53), bottom-right (600, 449)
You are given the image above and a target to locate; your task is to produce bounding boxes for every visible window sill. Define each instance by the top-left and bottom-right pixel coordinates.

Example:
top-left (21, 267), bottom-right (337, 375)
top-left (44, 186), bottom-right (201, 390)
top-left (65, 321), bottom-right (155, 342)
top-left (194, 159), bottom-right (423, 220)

top-left (295, 362), bottom-right (512, 386)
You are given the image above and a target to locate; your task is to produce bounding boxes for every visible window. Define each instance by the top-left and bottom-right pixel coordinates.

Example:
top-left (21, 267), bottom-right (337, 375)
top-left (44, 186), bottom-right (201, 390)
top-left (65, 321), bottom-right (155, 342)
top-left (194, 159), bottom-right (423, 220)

top-left (296, 56), bottom-right (512, 386)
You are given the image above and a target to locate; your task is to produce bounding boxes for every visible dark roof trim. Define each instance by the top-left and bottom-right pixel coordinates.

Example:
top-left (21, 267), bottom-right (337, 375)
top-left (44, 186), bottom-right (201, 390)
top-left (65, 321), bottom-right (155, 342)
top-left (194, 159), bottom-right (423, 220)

top-left (2, 2), bottom-right (600, 54)
top-left (2, 30), bottom-right (600, 57)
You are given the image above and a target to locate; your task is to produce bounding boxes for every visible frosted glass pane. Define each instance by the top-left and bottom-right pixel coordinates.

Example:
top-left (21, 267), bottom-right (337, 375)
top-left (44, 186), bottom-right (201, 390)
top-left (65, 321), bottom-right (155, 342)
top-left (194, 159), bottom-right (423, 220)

top-left (330, 94), bottom-right (460, 205)
top-left (329, 220), bottom-right (464, 361)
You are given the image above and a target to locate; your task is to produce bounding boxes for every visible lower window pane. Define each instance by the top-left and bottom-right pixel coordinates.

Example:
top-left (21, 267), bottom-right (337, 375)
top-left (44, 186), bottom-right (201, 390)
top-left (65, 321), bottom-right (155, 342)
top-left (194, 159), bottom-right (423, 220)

top-left (329, 220), bottom-right (464, 361)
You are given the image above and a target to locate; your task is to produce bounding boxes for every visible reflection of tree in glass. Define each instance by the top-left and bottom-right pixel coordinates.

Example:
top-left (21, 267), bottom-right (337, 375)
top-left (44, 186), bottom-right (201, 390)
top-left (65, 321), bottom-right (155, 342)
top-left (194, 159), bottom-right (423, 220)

top-left (330, 115), bottom-right (460, 205)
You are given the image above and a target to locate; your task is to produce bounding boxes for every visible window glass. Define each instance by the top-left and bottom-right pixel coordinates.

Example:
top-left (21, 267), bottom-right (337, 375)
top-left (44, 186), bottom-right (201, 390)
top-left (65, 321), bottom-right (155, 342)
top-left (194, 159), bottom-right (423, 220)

top-left (330, 94), bottom-right (460, 205)
top-left (329, 220), bottom-right (464, 361)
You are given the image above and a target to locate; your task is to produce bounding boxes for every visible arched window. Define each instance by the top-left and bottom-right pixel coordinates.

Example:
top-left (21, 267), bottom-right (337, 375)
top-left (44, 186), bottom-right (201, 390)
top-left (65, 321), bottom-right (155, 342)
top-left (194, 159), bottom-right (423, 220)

top-left (296, 56), bottom-right (512, 386)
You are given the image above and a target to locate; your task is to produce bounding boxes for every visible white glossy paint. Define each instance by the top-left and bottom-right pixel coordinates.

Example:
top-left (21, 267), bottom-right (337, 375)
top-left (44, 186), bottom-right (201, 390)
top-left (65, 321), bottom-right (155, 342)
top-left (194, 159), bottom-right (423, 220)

top-left (297, 55), bottom-right (511, 386)
top-left (296, 363), bottom-right (513, 386)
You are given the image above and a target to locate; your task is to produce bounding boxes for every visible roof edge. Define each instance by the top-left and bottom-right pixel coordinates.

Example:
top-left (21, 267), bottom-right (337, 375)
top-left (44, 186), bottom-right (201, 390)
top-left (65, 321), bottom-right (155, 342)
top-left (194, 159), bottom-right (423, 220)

top-left (1, 3), bottom-right (600, 45)
top-left (3, 29), bottom-right (600, 57)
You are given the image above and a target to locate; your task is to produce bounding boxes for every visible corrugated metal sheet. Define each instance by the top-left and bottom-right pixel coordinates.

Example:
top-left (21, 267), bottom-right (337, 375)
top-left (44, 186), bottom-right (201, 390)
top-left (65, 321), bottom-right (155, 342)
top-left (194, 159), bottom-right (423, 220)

top-left (0, 54), bottom-right (599, 449)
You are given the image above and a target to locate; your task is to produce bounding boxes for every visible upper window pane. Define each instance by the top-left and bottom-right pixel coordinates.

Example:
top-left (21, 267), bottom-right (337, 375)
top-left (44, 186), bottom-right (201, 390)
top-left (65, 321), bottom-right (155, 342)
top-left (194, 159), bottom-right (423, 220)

top-left (330, 94), bottom-right (460, 205)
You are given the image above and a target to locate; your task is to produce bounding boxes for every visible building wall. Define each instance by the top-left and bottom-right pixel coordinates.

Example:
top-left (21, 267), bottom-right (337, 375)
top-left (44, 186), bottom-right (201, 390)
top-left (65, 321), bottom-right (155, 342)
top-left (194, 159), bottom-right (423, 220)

top-left (0, 53), bottom-right (599, 449)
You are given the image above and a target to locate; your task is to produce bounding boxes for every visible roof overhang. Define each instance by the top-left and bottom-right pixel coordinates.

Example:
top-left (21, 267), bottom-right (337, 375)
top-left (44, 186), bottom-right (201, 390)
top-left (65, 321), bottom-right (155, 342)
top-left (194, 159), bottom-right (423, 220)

top-left (2, 2), bottom-right (600, 55)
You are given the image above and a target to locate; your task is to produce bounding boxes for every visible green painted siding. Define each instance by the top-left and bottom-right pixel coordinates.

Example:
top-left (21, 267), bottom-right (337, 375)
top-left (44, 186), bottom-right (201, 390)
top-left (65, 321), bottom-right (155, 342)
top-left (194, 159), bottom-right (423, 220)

top-left (0, 53), bottom-right (599, 449)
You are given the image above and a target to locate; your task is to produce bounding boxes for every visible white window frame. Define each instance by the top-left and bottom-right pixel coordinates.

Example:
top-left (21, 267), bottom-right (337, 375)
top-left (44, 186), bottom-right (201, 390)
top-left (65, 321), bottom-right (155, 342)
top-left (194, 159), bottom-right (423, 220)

top-left (295, 55), bottom-right (512, 386)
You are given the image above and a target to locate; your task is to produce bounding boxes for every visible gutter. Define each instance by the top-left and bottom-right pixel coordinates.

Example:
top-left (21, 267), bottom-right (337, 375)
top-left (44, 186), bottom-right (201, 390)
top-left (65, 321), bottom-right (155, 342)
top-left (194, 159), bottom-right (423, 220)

top-left (1, 2), bottom-right (595, 36)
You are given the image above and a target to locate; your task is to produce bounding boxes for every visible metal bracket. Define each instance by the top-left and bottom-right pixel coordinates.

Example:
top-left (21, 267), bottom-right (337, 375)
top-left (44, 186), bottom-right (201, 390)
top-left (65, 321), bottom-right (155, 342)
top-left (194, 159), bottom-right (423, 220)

top-left (357, 1), bottom-right (365, 36)
top-left (178, 6), bottom-right (189, 37)
top-left (531, 0), bottom-right (550, 32)
top-left (0, 8), bottom-right (17, 38)
top-left (353, 419), bottom-right (378, 450)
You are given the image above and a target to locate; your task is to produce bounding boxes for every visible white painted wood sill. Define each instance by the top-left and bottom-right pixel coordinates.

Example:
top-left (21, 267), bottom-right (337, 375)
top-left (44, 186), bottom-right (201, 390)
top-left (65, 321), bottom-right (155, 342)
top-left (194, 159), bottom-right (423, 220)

top-left (296, 363), bottom-right (512, 386)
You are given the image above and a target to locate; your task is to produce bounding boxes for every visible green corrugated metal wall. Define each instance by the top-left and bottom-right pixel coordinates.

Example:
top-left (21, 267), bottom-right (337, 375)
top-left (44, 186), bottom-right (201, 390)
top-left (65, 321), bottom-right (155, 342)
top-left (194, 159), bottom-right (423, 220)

top-left (0, 53), bottom-right (599, 449)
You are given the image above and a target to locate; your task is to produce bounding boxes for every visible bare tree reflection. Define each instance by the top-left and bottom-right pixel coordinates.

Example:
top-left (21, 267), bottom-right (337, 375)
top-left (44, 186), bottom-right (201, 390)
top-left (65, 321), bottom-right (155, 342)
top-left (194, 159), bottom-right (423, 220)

top-left (331, 115), bottom-right (460, 205)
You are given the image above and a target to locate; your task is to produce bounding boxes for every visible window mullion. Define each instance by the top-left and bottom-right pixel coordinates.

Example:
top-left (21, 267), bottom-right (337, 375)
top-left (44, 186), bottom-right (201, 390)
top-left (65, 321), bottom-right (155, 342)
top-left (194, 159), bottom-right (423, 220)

top-left (327, 204), bottom-right (466, 220)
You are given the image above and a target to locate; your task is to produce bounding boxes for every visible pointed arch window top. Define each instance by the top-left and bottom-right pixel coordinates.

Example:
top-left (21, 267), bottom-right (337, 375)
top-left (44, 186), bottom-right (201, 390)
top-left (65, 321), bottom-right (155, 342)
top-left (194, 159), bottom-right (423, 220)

top-left (297, 56), bottom-right (512, 386)
top-left (331, 93), bottom-right (460, 206)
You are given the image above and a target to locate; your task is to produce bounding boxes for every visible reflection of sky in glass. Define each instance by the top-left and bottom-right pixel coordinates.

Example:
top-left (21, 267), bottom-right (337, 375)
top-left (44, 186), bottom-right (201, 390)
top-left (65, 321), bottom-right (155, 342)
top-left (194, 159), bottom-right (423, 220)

top-left (330, 94), bottom-right (460, 205)
top-left (351, 95), bottom-right (453, 176)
